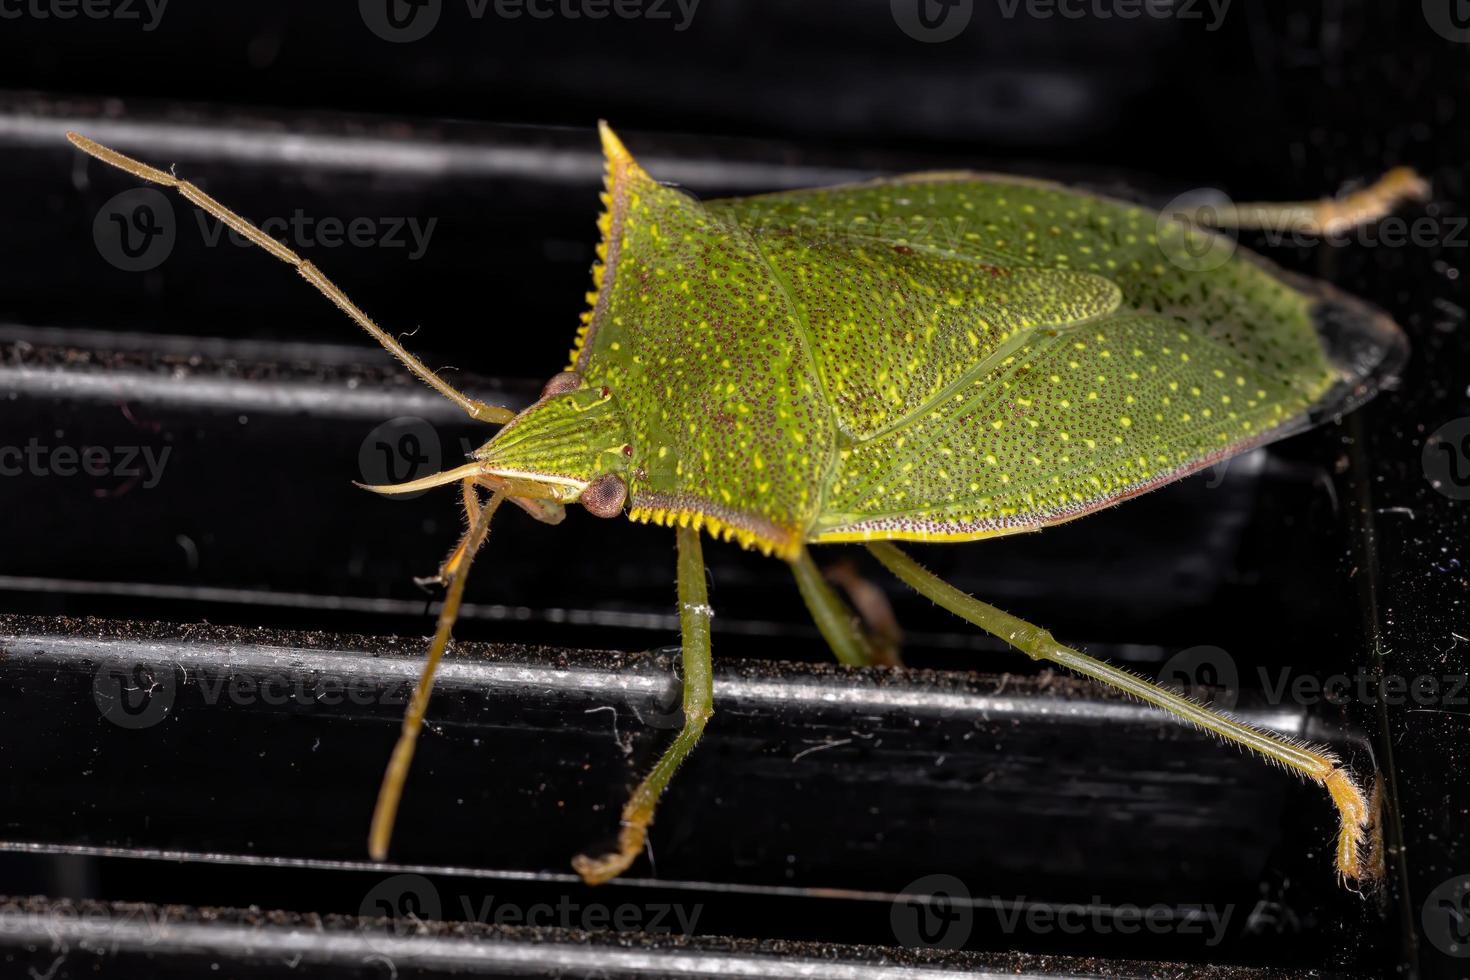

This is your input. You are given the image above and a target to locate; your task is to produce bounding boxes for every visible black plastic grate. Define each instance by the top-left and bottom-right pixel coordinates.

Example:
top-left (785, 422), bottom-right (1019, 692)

top-left (2, 6), bottom-right (1468, 974)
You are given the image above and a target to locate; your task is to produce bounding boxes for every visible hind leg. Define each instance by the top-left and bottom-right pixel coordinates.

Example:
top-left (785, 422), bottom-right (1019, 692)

top-left (1177, 167), bottom-right (1429, 236)
top-left (825, 558), bottom-right (904, 666)
top-left (867, 542), bottom-right (1378, 885)
top-left (791, 548), bottom-right (882, 666)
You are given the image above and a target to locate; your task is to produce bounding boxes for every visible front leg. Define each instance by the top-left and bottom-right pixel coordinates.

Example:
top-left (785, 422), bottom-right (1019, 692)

top-left (369, 482), bottom-right (505, 861)
top-left (573, 525), bottom-right (715, 884)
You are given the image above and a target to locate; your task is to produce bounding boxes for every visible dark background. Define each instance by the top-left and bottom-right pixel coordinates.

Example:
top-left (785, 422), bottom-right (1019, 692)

top-left (0, 2), bottom-right (1467, 978)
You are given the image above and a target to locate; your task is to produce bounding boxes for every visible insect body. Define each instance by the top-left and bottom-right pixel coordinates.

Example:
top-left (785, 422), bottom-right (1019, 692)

top-left (66, 125), bottom-right (1425, 890)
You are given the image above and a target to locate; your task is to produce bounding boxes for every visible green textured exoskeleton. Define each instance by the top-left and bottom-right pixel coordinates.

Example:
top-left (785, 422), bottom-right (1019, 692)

top-left (67, 124), bottom-right (1426, 890)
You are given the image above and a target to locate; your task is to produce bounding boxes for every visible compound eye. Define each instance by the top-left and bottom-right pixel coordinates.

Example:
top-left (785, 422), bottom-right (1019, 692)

top-left (581, 473), bottom-right (627, 519)
top-left (540, 371), bottom-right (583, 399)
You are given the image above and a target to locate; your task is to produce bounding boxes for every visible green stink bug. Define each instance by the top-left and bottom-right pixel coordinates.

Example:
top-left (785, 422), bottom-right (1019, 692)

top-left (66, 123), bottom-right (1426, 889)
